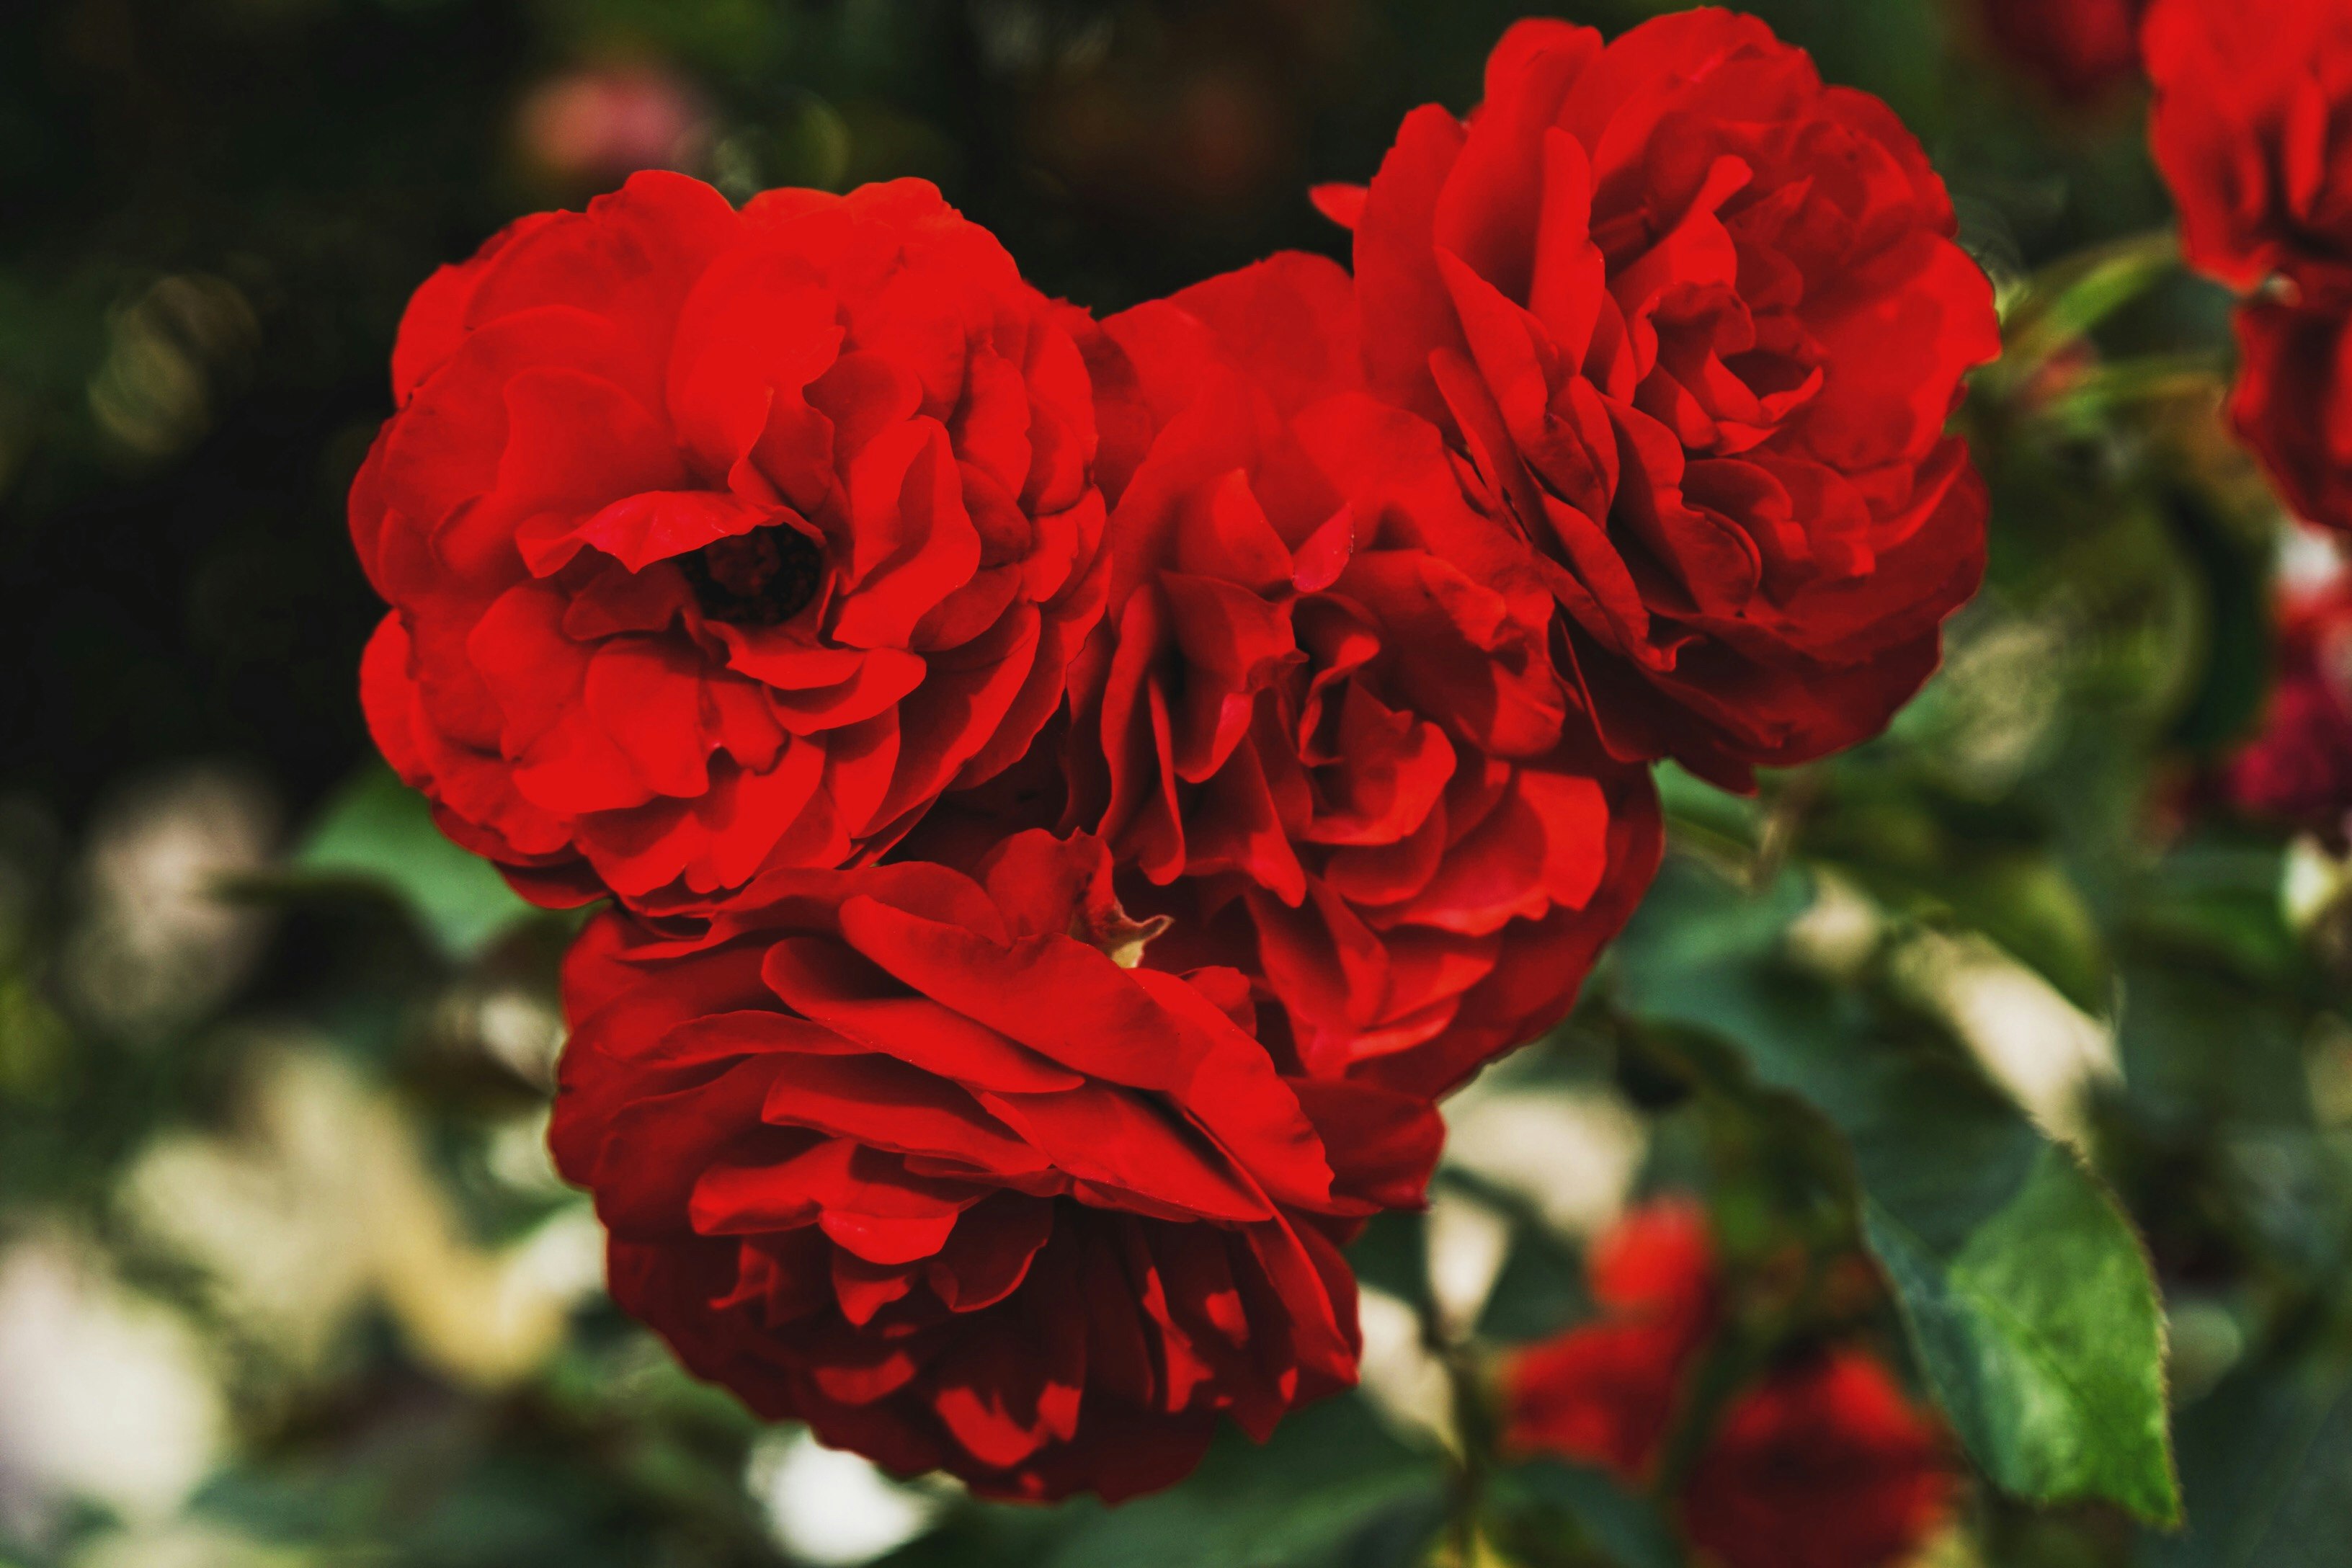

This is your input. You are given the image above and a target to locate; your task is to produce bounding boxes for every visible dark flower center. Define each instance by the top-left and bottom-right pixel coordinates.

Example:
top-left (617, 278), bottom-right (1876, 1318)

top-left (682, 525), bottom-right (825, 627)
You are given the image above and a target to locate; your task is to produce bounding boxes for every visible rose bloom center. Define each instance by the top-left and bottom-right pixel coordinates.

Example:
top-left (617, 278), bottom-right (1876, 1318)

top-left (679, 525), bottom-right (827, 627)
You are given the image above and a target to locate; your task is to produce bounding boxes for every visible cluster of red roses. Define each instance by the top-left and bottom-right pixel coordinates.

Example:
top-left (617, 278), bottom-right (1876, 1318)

top-left (1504, 1201), bottom-right (1951, 1568)
top-left (349, 9), bottom-right (1997, 1502)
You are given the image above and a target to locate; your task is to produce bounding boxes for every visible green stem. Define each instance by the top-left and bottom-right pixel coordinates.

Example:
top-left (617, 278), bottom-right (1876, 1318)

top-left (2040, 351), bottom-right (2229, 426)
top-left (1991, 227), bottom-right (2185, 395)
top-left (1747, 765), bottom-right (1822, 894)
top-left (1442, 1340), bottom-right (1494, 1566)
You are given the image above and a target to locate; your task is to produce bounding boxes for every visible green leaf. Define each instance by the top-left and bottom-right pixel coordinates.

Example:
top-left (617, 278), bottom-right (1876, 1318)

top-left (1866, 1149), bottom-right (2175, 1522)
top-left (1497, 1459), bottom-right (1685, 1568)
top-left (1860, 850), bottom-right (2111, 1016)
top-left (2144, 1357), bottom-right (2352, 1568)
top-left (1613, 854), bottom-right (2180, 1525)
top-left (1653, 760), bottom-right (1763, 860)
top-left (2115, 956), bottom-right (2313, 1136)
top-left (1347, 1208), bottom-right (1433, 1316)
top-left (2123, 835), bottom-right (2304, 992)
top-left (1034, 1396), bottom-right (1441, 1568)
top-left (888, 1394), bottom-right (1443, 1568)
top-left (290, 765), bottom-right (536, 961)
top-left (2160, 485), bottom-right (2276, 758)
top-left (1476, 1219), bottom-right (1587, 1346)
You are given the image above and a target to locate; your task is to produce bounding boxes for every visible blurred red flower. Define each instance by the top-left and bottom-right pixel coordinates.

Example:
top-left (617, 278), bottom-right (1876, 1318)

top-left (516, 62), bottom-right (710, 187)
top-left (2144, 0), bottom-right (2352, 296)
top-left (2232, 299), bottom-right (2352, 535)
top-left (1502, 1197), bottom-right (1717, 1478)
top-left (549, 831), bottom-right (1442, 1501)
top-left (1681, 1350), bottom-right (1954, 1568)
top-left (1505, 1199), bottom-right (1954, 1568)
top-left (1319, 9), bottom-right (2000, 787)
top-left (1972, 0), bottom-right (2148, 103)
top-left (1068, 251), bottom-right (1662, 1098)
top-left (2146, 0), bottom-right (2352, 532)
top-left (352, 172), bottom-right (1108, 913)
top-left (2224, 553), bottom-right (2352, 838)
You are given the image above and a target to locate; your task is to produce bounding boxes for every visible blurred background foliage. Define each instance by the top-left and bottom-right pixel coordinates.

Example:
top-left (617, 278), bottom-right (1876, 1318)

top-left (2, 1), bottom-right (2347, 1565)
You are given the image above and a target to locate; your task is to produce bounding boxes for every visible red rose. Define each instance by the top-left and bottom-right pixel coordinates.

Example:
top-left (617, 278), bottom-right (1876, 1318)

top-left (1680, 1350), bottom-right (1954, 1568)
top-left (2230, 296), bottom-right (2352, 533)
top-left (2144, 0), bottom-right (2352, 296)
top-left (2223, 554), bottom-right (2352, 837)
top-left (1972, 0), bottom-right (2148, 104)
top-left (548, 829), bottom-right (1442, 1501)
top-left (1505, 1200), bottom-right (1953, 1568)
top-left (1319, 10), bottom-right (2000, 786)
top-left (1501, 1198), bottom-right (1716, 1479)
top-left (2146, 0), bottom-right (2352, 533)
top-left (1067, 251), bottom-right (1662, 1099)
top-left (352, 172), bottom-right (1108, 912)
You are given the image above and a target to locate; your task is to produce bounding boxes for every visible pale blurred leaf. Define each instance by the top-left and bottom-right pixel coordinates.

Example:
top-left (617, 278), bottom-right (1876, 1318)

top-left (1498, 1459), bottom-right (1685, 1568)
top-left (290, 765), bottom-right (534, 961)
